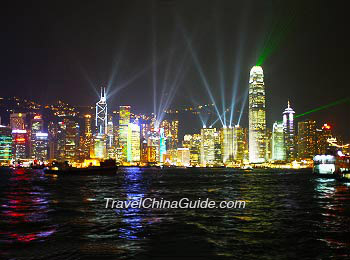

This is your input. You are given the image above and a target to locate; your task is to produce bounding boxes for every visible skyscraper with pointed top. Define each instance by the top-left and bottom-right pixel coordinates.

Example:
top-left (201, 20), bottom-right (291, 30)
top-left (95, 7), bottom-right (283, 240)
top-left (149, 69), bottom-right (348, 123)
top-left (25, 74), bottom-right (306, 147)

top-left (248, 66), bottom-right (266, 163)
top-left (96, 87), bottom-right (107, 135)
top-left (283, 100), bottom-right (296, 162)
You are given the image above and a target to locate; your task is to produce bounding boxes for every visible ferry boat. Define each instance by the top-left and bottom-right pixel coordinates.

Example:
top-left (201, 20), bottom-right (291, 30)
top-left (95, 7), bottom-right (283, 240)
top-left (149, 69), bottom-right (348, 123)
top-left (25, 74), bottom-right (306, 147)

top-left (313, 152), bottom-right (350, 180)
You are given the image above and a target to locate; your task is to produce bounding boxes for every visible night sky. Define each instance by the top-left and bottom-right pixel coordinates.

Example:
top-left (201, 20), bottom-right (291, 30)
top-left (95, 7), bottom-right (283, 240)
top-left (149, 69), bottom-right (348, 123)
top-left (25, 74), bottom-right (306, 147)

top-left (1, 1), bottom-right (349, 139)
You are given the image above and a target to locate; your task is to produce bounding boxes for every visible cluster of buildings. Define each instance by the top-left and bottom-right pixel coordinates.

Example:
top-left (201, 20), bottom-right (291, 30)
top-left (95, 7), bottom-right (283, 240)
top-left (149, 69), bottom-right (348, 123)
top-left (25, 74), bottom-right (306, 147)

top-left (0, 66), bottom-right (348, 168)
top-left (247, 66), bottom-right (348, 167)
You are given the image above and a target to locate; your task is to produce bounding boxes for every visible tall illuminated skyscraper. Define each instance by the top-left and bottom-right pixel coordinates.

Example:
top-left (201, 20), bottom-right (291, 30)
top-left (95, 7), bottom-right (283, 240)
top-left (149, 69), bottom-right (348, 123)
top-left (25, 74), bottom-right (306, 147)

top-left (82, 114), bottom-right (93, 159)
top-left (234, 125), bottom-right (245, 163)
top-left (283, 101), bottom-right (296, 162)
top-left (248, 66), bottom-right (266, 163)
top-left (272, 121), bottom-right (285, 161)
top-left (30, 114), bottom-right (44, 158)
top-left (220, 127), bottom-right (234, 164)
top-left (12, 129), bottom-right (28, 160)
top-left (190, 134), bottom-right (201, 166)
top-left (33, 133), bottom-right (48, 161)
top-left (119, 106), bottom-right (130, 162)
top-left (200, 128), bottom-right (215, 166)
top-left (127, 123), bottom-right (141, 163)
top-left (96, 87), bottom-right (107, 135)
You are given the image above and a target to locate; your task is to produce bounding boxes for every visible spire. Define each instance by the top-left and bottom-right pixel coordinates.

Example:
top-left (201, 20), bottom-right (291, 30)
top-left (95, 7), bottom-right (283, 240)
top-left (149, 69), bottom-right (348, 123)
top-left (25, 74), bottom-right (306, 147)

top-left (287, 100), bottom-right (290, 108)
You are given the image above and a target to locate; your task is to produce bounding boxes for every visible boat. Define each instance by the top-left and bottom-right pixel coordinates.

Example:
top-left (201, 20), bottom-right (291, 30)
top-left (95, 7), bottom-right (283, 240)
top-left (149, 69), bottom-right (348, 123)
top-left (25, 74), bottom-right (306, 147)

top-left (313, 152), bottom-right (350, 179)
top-left (44, 159), bottom-right (118, 175)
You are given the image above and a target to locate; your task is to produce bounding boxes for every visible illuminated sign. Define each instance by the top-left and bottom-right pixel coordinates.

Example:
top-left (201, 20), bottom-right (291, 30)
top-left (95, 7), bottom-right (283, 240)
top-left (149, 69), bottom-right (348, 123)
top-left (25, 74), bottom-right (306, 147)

top-left (322, 123), bottom-right (331, 130)
top-left (36, 132), bottom-right (48, 137)
top-left (12, 129), bottom-right (27, 134)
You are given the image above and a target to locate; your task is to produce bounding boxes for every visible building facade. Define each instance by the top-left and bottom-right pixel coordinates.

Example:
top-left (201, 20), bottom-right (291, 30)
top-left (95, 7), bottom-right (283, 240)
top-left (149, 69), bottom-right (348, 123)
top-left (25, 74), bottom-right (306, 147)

top-left (248, 66), bottom-right (266, 163)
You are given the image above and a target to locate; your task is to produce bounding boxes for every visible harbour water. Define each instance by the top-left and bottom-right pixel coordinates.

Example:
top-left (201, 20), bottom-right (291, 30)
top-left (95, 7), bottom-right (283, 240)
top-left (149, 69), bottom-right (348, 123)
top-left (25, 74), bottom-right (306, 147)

top-left (1, 167), bottom-right (350, 259)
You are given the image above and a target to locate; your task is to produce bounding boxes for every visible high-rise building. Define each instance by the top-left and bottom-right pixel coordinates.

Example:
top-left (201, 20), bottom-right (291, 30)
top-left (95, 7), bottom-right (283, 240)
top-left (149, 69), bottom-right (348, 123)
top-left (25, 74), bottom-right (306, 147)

top-left (159, 128), bottom-right (166, 162)
top-left (57, 119), bottom-right (80, 161)
top-left (33, 132), bottom-right (48, 161)
top-left (107, 115), bottom-right (115, 158)
top-left (30, 114), bottom-right (44, 158)
top-left (272, 121), bottom-right (285, 161)
top-left (0, 125), bottom-right (12, 164)
top-left (190, 134), bottom-right (201, 166)
top-left (235, 126), bottom-right (246, 163)
top-left (170, 120), bottom-right (179, 149)
top-left (118, 106), bottom-right (131, 162)
top-left (177, 148), bottom-right (190, 166)
top-left (12, 129), bottom-right (28, 160)
top-left (265, 128), bottom-right (272, 161)
top-left (48, 122), bottom-right (58, 160)
top-left (10, 113), bottom-right (26, 130)
top-left (200, 128), bottom-right (215, 166)
top-left (298, 120), bottom-right (317, 160)
top-left (147, 129), bottom-right (160, 163)
top-left (283, 101), bottom-right (296, 162)
top-left (96, 87), bottom-right (107, 135)
top-left (317, 123), bottom-right (333, 154)
top-left (93, 134), bottom-right (107, 159)
top-left (221, 127), bottom-right (235, 164)
top-left (127, 123), bottom-right (141, 163)
top-left (160, 119), bottom-right (178, 150)
top-left (82, 114), bottom-right (93, 159)
top-left (248, 66), bottom-right (266, 163)
top-left (182, 134), bottom-right (192, 149)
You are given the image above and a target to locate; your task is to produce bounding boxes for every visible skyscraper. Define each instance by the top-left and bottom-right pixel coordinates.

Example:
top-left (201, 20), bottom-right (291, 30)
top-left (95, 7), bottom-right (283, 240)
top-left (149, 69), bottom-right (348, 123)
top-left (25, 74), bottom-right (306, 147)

top-left (12, 129), bottom-right (28, 160)
top-left (248, 66), bottom-right (266, 163)
top-left (220, 127), bottom-right (235, 164)
top-left (30, 114), bottom-right (44, 158)
top-left (283, 101), bottom-right (296, 162)
top-left (234, 126), bottom-right (246, 164)
top-left (96, 87), bottom-right (107, 135)
top-left (33, 133), bottom-right (48, 161)
top-left (317, 123), bottom-right (333, 154)
top-left (57, 119), bottom-right (80, 161)
top-left (272, 121), bottom-right (285, 161)
top-left (190, 134), bottom-right (201, 166)
top-left (200, 128), bottom-right (215, 166)
top-left (298, 120), bottom-right (317, 160)
top-left (127, 122), bottom-right (141, 163)
top-left (118, 106), bottom-right (131, 162)
top-left (82, 114), bottom-right (93, 159)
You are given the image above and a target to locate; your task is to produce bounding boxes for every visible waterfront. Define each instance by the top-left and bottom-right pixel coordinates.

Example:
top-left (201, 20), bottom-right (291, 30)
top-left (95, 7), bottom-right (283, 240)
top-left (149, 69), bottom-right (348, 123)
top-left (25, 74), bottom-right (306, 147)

top-left (1, 168), bottom-right (350, 259)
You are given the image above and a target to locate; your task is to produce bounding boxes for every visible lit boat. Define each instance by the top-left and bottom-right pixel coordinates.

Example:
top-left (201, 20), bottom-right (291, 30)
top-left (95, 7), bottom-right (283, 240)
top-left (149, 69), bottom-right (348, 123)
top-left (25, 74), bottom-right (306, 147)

top-left (313, 152), bottom-right (350, 179)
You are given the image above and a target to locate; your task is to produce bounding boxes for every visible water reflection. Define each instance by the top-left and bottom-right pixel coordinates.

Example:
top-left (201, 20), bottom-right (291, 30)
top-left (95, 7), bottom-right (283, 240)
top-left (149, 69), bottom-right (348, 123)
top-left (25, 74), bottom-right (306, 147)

top-left (314, 178), bottom-right (350, 255)
top-left (0, 169), bottom-right (56, 246)
top-left (118, 167), bottom-right (146, 240)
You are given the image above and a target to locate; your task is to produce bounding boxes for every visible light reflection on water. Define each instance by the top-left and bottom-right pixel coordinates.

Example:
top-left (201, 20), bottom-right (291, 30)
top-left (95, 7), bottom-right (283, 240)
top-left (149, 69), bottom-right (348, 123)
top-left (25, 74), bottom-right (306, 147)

top-left (0, 168), bottom-right (349, 259)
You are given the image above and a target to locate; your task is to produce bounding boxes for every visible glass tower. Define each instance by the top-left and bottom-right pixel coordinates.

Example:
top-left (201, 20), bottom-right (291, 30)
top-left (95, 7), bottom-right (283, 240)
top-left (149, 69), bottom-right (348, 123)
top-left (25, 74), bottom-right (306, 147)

top-left (248, 66), bottom-right (266, 163)
top-left (96, 87), bottom-right (107, 135)
top-left (272, 121), bottom-right (285, 161)
top-left (283, 101), bottom-right (296, 162)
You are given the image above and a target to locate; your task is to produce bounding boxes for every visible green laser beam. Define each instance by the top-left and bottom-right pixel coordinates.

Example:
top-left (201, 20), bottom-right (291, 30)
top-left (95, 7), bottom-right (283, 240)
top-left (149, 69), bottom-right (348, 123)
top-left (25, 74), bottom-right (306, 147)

top-left (256, 5), bottom-right (297, 66)
top-left (295, 97), bottom-right (350, 119)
